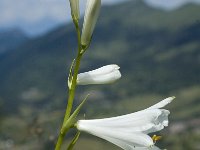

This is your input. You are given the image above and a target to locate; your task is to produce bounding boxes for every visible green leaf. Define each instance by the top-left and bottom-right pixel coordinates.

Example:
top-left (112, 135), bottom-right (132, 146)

top-left (67, 131), bottom-right (81, 150)
top-left (61, 94), bottom-right (90, 134)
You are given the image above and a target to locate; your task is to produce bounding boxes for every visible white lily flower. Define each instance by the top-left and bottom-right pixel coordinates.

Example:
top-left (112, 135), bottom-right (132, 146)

top-left (77, 64), bottom-right (121, 85)
top-left (69, 0), bottom-right (80, 20)
top-left (77, 97), bottom-right (175, 150)
top-left (81, 0), bottom-right (101, 46)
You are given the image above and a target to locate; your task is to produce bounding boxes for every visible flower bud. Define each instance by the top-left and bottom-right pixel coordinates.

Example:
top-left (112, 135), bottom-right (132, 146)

top-left (69, 0), bottom-right (80, 20)
top-left (81, 0), bottom-right (101, 46)
top-left (77, 64), bottom-right (121, 85)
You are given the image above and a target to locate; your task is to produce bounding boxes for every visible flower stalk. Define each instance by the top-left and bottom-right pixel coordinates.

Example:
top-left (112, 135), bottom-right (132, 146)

top-left (55, 0), bottom-right (174, 149)
top-left (55, 12), bottom-right (83, 150)
top-left (55, 0), bottom-right (102, 149)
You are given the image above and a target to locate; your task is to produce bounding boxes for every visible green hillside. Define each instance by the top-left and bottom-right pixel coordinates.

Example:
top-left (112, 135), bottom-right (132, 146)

top-left (0, 0), bottom-right (200, 149)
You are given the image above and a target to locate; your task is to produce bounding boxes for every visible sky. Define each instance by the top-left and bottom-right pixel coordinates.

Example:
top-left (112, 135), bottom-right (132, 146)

top-left (0, 0), bottom-right (200, 36)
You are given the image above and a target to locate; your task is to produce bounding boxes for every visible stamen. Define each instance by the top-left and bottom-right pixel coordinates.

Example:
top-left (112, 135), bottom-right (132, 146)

top-left (152, 135), bottom-right (162, 143)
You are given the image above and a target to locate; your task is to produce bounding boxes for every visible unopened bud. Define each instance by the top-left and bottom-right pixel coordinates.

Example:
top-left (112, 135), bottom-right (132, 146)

top-left (69, 0), bottom-right (80, 20)
top-left (81, 0), bottom-right (101, 46)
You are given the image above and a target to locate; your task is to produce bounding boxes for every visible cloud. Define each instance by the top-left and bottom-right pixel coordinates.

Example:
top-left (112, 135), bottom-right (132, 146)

top-left (0, 0), bottom-right (129, 35)
top-left (0, 0), bottom-right (68, 25)
top-left (0, 0), bottom-right (199, 35)
top-left (0, 0), bottom-right (127, 26)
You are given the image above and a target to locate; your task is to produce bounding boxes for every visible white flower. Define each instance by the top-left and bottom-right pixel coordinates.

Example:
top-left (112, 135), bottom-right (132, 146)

top-left (77, 97), bottom-right (175, 150)
top-left (69, 0), bottom-right (80, 20)
top-left (77, 64), bottom-right (121, 85)
top-left (81, 0), bottom-right (101, 46)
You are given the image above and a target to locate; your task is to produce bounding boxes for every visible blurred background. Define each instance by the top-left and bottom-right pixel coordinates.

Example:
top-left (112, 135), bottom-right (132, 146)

top-left (0, 0), bottom-right (200, 149)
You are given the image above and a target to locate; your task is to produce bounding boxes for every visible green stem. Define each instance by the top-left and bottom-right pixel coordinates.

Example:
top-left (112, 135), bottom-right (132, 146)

top-left (64, 54), bottom-right (82, 121)
top-left (64, 18), bottom-right (82, 121)
top-left (55, 47), bottom-right (82, 150)
top-left (55, 18), bottom-right (83, 150)
top-left (55, 134), bottom-right (65, 150)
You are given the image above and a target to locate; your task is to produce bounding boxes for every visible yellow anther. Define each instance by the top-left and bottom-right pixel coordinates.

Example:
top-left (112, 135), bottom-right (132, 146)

top-left (152, 135), bottom-right (162, 143)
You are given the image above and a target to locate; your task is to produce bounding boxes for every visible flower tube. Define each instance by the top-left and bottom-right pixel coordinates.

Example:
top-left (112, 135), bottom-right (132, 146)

top-left (77, 64), bottom-right (121, 85)
top-left (81, 0), bottom-right (101, 46)
top-left (77, 97), bottom-right (175, 150)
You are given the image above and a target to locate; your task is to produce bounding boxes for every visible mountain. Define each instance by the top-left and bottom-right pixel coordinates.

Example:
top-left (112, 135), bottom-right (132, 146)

top-left (0, 28), bottom-right (29, 55)
top-left (0, 0), bottom-right (200, 149)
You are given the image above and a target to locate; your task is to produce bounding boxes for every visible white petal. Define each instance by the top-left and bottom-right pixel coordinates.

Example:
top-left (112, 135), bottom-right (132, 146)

top-left (147, 96), bottom-right (175, 109)
top-left (77, 122), bottom-right (154, 148)
top-left (78, 108), bottom-right (169, 134)
top-left (133, 146), bottom-right (161, 150)
top-left (82, 64), bottom-right (120, 76)
top-left (77, 64), bottom-right (121, 85)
